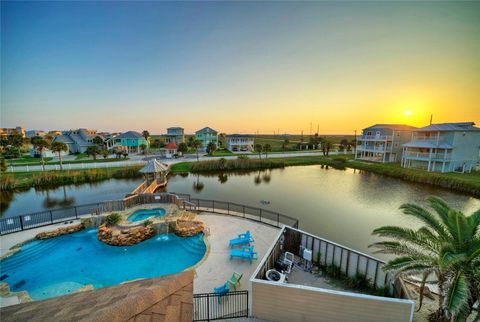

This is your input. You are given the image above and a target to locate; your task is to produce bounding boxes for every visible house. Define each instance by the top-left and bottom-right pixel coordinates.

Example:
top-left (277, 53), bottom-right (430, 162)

top-left (164, 127), bottom-right (185, 145)
top-left (355, 124), bottom-right (417, 162)
top-left (0, 126), bottom-right (25, 137)
top-left (226, 134), bottom-right (254, 152)
top-left (195, 127), bottom-right (218, 151)
top-left (112, 131), bottom-right (149, 153)
top-left (401, 122), bottom-right (480, 173)
top-left (25, 130), bottom-right (46, 138)
top-left (163, 142), bottom-right (178, 159)
top-left (51, 129), bottom-right (96, 154)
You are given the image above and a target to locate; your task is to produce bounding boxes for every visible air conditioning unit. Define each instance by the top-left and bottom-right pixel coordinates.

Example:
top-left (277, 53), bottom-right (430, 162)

top-left (303, 248), bottom-right (313, 262)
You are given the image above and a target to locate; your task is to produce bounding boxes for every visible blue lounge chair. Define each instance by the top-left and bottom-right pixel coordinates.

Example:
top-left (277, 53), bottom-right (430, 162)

top-left (230, 246), bottom-right (258, 262)
top-left (213, 282), bottom-right (230, 303)
top-left (229, 230), bottom-right (254, 248)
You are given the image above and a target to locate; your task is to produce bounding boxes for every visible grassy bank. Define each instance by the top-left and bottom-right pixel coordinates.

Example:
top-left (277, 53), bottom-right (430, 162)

top-left (171, 155), bottom-right (480, 197)
top-left (0, 166), bottom-right (142, 191)
top-left (190, 158), bottom-right (285, 172)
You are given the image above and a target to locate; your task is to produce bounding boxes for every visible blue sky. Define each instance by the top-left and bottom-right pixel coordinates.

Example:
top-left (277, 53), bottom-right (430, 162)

top-left (1, 1), bottom-right (479, 134)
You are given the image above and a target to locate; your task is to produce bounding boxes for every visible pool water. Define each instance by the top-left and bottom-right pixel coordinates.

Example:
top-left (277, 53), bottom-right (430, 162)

top-left (127, 208), bottom-right (166, 222)
top-left (0, 229), bottom-right (206, 300)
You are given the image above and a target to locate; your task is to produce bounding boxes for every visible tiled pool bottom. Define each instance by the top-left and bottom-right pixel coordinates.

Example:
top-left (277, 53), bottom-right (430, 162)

top-left (0, 229), bottom-right (206, 300)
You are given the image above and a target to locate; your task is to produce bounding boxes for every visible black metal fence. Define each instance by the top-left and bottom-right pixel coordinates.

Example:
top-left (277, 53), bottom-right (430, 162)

top-left (170, 192), bottom-right (299, 229)
top-left (193, 290), bottom-right (249, 321)
top-left (0, 193), bottom-right (299, 235)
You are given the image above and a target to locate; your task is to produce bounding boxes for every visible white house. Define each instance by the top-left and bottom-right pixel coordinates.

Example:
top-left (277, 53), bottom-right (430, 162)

top-left (401, 122), bottom-right (480, 173)
top-left (226, 134), bottom-right (254, 152)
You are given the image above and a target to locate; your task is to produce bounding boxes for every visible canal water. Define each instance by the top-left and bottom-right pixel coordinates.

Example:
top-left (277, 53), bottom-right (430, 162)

top-left (2, 165), bottom-right (479, 255)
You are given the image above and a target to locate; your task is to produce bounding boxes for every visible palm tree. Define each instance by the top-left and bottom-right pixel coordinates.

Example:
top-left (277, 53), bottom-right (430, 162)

top-left (177, 143), bottom-right (188, 156)
top-left (322, 140), bottom-right (332, 156)
top-left (86, 146), bottom-right (100, 160)
top-left (207, 142), bottom-right (217, 156)
top-left (50, 141), bottom-right (68, 170)
top-left (255, 144), bottom-right (263, 159)
top-left (92, 136), bottom-right (104, 148)
top-left (370, 196), bottom-right (480, 321)
top-left (263, 144), bottom-right (272, 158)
top-left (142, 130), bottom-right (150, 154)
top-left (31, 136), bottom-right (50, 171)
top-left (192, 140), bottom-right (202, 161)
top-left (282, 139), bottom-right (289, 152)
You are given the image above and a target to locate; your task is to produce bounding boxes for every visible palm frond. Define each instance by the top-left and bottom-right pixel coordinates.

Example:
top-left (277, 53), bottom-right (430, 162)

top-left (427, 196), bottom-right (452, 225)
top-left (372, 226), bottom-right (438, 253)
top-left (445, 270), bottom-right (469, 316)
top-left (399, 202), bottom-right (449, 240)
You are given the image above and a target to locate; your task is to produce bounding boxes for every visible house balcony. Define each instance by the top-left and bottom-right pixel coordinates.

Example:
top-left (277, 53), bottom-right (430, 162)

top-left (357, 135), bottom-right (393, 141)
top-left (403, 151), bottom-right (452, 161)
top-left (356, 145), bottom-right (388, 153)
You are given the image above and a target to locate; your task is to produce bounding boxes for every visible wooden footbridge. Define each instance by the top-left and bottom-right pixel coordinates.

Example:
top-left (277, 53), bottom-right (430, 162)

top-left (128, 159), bottom-right (169, 196)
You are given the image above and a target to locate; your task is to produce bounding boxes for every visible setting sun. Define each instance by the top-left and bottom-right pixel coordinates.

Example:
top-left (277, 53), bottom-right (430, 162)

top-left (404, 110), bottom-right (412, 117)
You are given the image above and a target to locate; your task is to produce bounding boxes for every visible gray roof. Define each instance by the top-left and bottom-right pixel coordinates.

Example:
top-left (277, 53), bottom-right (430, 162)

top-left (195, 127), bottom-right (218, 135)
top-left (167, 127), bottom-right (184, 130)
top-left (403, 141), bottom-right (454, 149)
top-left (53, 135), bottom-right (75, 144)
top-left (139, 159), bottom-right (169, 173)
top-left (116, 131), bottom-right (143, 139)
top-left (414, 122), bottom-right (479, 132)
top-left (363, 124), bottom-right (417, 131)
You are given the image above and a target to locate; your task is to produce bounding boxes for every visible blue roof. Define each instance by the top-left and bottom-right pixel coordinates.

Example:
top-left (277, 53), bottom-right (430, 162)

top-left (116, 131), bottom-right (143, 139)
top-left (195, 127), bottom-right (218, 134)
top-left (414, 122), bottom-right (479, 132)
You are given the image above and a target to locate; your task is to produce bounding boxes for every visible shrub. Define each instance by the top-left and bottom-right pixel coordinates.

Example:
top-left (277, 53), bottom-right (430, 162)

top-left (143, 220), bottom-right (153, 227)
top-left (104, 213), bottom-right (121, 227)
top-left (190, 158), bottom-right (285, 172)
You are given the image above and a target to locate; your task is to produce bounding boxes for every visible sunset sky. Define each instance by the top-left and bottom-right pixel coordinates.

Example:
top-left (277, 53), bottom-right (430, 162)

top-left (1, 1), bottom-right (479, 134)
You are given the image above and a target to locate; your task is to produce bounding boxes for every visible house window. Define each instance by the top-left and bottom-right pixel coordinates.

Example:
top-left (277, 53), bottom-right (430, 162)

top-left (366, 131), bottom-right (372, 136)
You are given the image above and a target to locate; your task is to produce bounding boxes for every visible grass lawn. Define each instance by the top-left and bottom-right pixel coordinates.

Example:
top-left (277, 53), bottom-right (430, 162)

top-left (1, 166), bottom-right (142, 190)
top-left (206, 149), bottom-right (236, 157)
top-left (7, 156), bottom-right (53, 165)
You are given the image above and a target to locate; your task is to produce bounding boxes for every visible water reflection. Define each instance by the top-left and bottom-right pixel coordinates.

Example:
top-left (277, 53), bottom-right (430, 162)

top-left (41, 187), bottom-right (75, 209)
top-left (192, 175), bottom-right (205, 192)
top-left (0, 178), bottom-right (142, 217)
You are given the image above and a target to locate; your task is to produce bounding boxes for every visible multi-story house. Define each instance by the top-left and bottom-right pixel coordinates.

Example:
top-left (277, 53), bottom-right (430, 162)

top-left (164, 127), bottom-right (185, 145)
top-left (195, 127), bottom-right (218, 151)
top-left (52, 128), bottom-right (96, 153)
top-left (355, 124), bottom-right (416, 163)
top-left (0, 126), bottom-right (25, 137)
top-left (226, 134), bottom-right (254, 152)
top-left (401, 122), bottom-right (480, 173)
top-left (112, 131), bottom-right (149, 153)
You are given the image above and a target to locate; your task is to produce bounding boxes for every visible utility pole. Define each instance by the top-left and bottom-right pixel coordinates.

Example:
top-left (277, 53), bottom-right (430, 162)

top-left (317, 124), bottom-right (319, 135)
top-left (430, 114), bottom-right (433, 125)
top-left (354, 130), bottom-right (357, 156)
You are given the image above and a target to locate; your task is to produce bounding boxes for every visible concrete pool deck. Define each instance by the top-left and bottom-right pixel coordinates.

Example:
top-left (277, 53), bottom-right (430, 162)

top-left (0, 213), bottom-right (279, 308)
top-left (194, 213), bottom-right (280, 294)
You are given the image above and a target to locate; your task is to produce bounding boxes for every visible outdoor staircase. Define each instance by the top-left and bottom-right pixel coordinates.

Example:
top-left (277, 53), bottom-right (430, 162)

top-left (1, 238), bottom-right (62, 272)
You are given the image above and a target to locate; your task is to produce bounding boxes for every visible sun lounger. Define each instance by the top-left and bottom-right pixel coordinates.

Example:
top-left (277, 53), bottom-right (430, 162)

top-left (229, 230), bottom-right (254, 248)
top-left (230, 246), bottom-right (258, 262)
top-left (213, 282), bottom-right (230, 303)
top-left (227, 272), bottom-right (243, 290)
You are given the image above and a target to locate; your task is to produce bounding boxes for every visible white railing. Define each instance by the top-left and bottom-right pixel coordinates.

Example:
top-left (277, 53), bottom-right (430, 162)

top-left (356, 146), bottom-right (388, 152)
top-left (7, 160), bottom-right (146, 172)
top-left (403, 152), bottom-right (451, 160)
top-left (358, 135), bottom-right (393, 141)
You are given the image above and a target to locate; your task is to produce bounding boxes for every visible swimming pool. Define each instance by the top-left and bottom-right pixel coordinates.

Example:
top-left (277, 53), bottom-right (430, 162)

top-left (0, 229), bottom-right (206, 300)
top-left (127, 208), bottom-right (166, 222)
